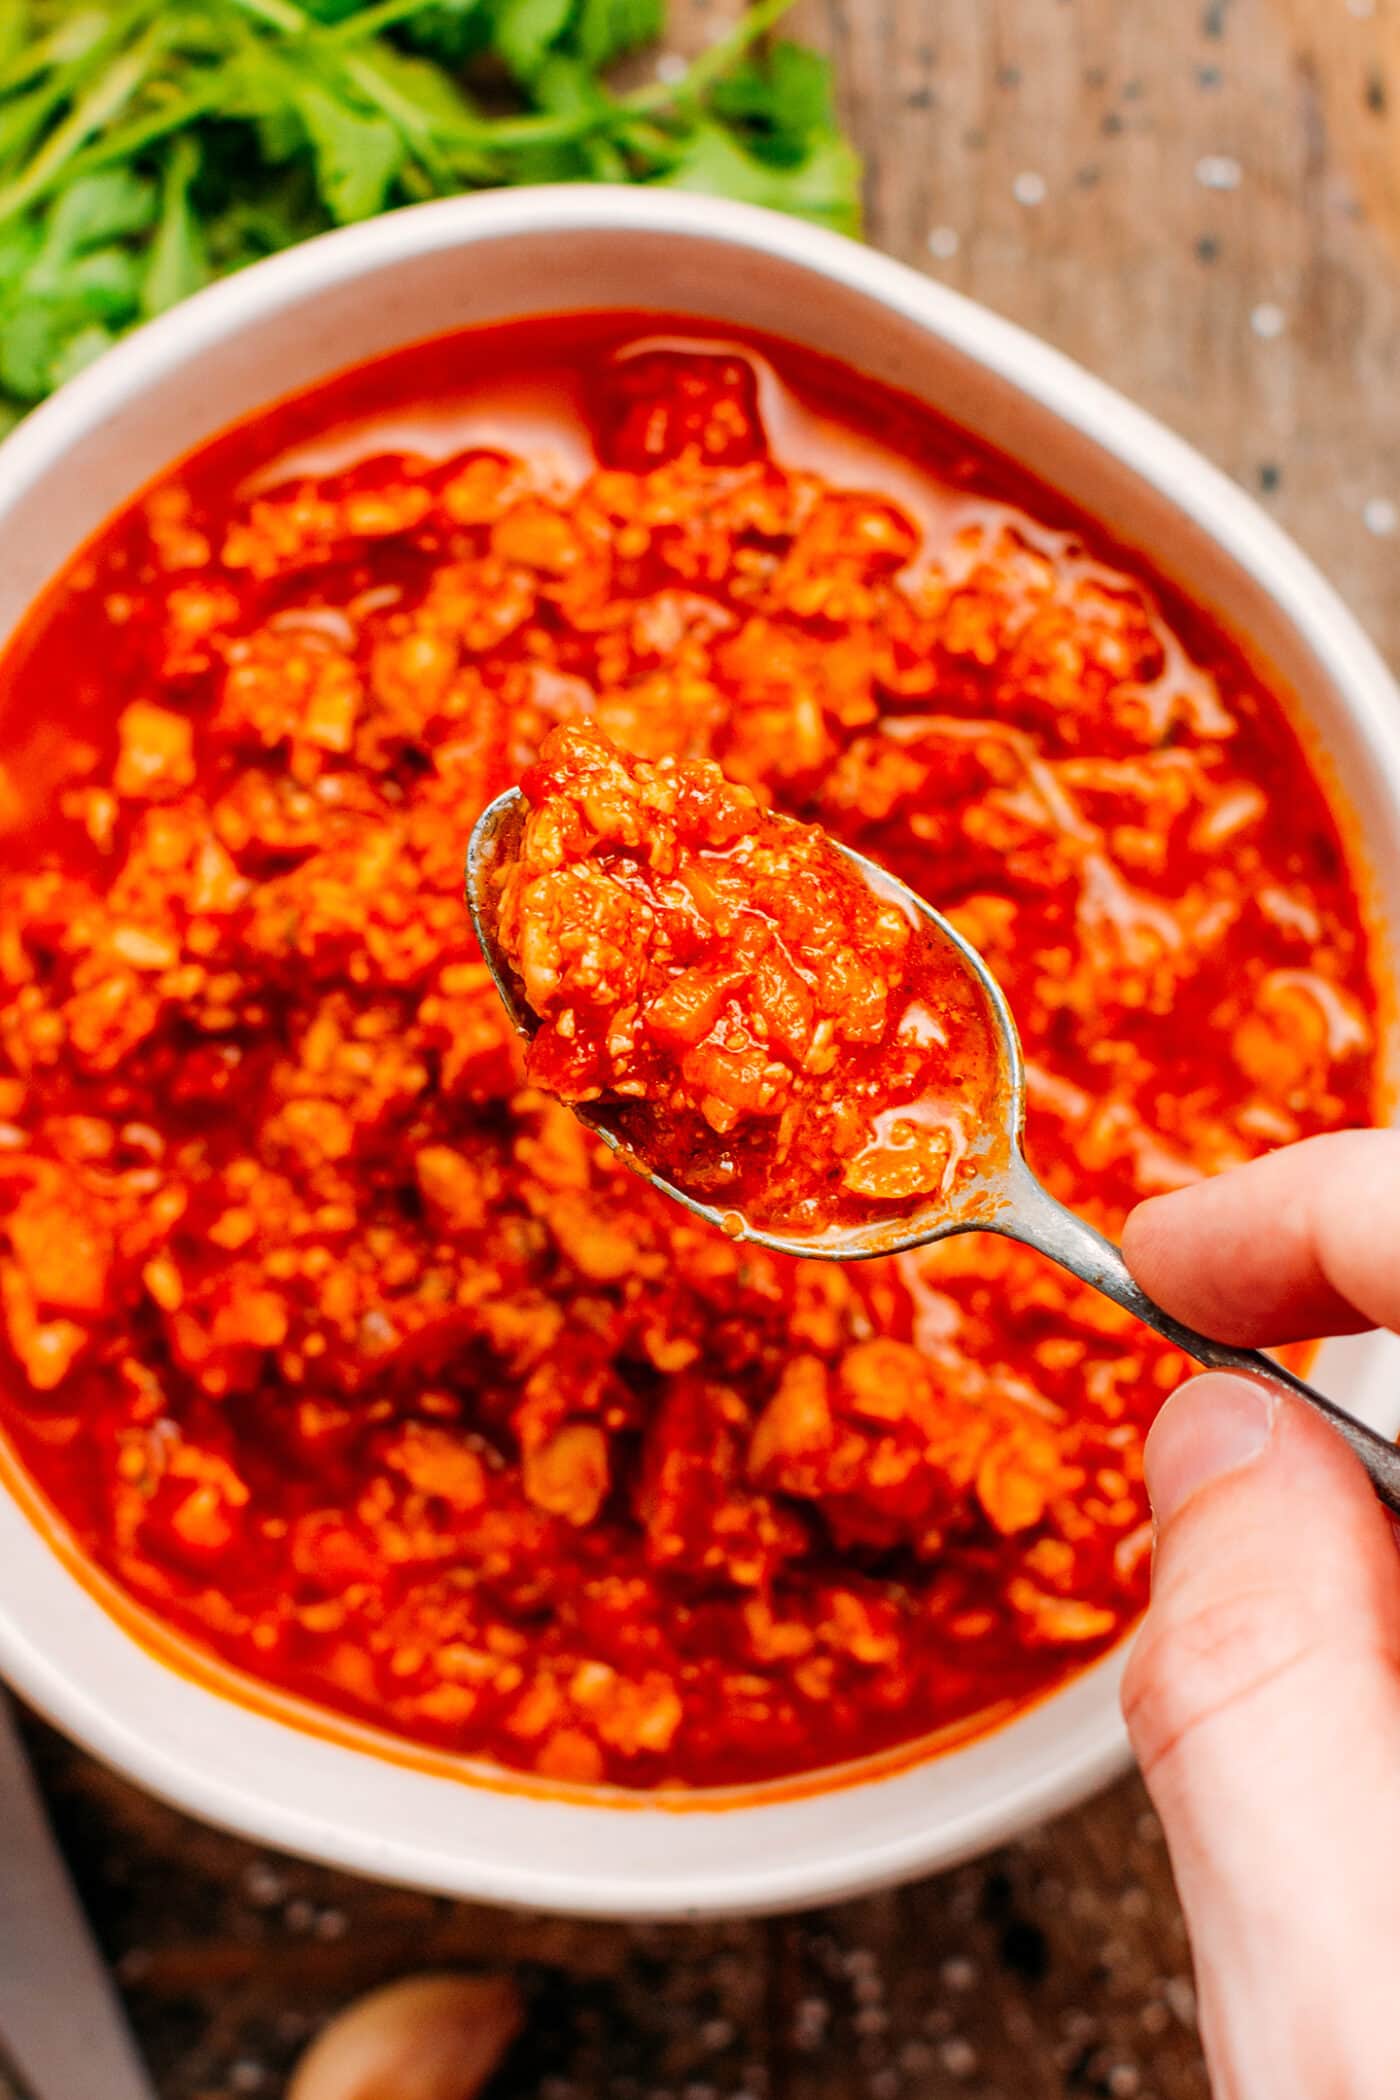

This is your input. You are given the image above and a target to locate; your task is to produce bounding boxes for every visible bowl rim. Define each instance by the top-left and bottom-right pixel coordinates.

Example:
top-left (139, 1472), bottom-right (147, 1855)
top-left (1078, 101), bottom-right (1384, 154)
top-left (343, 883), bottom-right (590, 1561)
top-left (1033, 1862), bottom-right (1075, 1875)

top-left (2, 184), bottom-right (1400, 1916)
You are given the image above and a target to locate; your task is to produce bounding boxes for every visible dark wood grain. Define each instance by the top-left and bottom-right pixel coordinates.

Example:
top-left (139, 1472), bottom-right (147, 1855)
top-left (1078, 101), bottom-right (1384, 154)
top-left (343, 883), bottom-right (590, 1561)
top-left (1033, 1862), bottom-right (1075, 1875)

top-left (22, 3), bottom-right (1400, 2095)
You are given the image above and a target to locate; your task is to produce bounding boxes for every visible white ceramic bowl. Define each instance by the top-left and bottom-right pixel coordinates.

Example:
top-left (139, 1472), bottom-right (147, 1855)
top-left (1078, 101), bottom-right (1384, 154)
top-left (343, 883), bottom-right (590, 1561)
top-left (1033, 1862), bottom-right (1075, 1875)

top-left (1, 189), bottom-right (1398, 1919)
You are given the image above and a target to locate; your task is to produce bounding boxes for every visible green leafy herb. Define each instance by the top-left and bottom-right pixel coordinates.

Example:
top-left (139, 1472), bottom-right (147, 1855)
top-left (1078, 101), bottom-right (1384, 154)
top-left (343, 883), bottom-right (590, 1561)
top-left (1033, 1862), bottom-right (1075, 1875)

top-left (653, 118), bottom-right (860, 231)
top-left (0, 0), bottom-right (863, 426)
top-left (140, 133), bottom-right (205, 312)
top-left (290, 77), bottom-right (404, 220)
top-left (492, 0), bottom-right (573, 82)
top-left (709, 38), bottom-right (838, 146)
top-left (573, 0), bottom-right (664, 71)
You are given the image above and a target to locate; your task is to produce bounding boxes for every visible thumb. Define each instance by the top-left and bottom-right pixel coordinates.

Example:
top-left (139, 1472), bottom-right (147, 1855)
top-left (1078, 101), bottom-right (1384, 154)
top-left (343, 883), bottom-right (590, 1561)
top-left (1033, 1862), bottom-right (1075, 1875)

top-left (1122, 1374), bottom-right (1400, 2100)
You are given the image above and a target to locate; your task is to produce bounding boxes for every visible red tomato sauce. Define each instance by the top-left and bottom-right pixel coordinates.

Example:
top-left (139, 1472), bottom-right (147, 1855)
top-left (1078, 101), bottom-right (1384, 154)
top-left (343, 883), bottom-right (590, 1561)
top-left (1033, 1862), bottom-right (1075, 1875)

top-left (495, 722), bottom-right (1001, 1237)
top-left (0, 314), bottom-right (1379, 1790)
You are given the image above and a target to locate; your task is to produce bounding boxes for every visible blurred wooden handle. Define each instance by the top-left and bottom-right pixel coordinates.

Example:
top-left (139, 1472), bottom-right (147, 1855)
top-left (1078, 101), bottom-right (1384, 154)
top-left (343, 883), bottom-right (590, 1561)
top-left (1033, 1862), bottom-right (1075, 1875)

top-left (0, 1696), bottom-right (156, 2100)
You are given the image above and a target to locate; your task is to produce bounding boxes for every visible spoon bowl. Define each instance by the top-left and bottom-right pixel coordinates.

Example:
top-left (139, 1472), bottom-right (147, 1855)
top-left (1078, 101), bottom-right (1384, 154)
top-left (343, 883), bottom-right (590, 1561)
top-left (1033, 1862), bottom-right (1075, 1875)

top-left (467, 784), bottom-right (1027, 1260)
top-left (467, 786), bottom-right (1400, 1513)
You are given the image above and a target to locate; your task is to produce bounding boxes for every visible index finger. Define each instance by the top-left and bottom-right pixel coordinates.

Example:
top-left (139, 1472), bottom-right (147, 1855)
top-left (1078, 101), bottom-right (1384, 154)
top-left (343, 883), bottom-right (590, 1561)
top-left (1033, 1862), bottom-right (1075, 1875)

top-left (1122, 1128), bottom-right (1400, 1345)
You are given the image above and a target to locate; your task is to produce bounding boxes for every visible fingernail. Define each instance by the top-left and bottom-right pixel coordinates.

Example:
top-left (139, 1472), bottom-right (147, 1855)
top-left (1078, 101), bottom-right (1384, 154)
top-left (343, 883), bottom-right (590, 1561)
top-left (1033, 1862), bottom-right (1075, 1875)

top-left (1144, 1372), bottom-right (1278, 1527)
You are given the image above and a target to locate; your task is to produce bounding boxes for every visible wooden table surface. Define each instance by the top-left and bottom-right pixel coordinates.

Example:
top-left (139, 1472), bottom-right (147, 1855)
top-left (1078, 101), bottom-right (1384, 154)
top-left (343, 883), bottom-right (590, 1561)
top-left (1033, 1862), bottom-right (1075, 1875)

top-left (17, 3), bottom-right (1400, 2096)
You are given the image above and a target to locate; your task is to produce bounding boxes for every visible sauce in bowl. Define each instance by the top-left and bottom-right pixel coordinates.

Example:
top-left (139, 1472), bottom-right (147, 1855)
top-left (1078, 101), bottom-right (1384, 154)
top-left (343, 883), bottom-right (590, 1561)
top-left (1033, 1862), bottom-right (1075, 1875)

top-left (0, 315), bottom-right (1377, 1790)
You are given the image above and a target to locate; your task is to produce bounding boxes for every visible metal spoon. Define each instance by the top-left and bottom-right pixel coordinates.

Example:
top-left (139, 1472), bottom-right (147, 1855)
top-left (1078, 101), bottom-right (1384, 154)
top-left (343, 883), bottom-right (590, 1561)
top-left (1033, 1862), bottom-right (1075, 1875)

top-left (467, 786), bottom-right (1400, 1516)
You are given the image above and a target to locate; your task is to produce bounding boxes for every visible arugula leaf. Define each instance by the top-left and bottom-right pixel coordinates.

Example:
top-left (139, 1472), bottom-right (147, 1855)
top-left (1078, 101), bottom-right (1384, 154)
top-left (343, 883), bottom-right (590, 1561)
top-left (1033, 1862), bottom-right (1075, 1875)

top-left (0, 295), bottom-right (106, 396)
top-left (141, 134), bottom-right (206, 312)
top-left (335, 36), bottom-right (491, 181)
top-left (491, 0), bottom-right (572, 81)
top-left (393, 0), bottom-right (489, 67)
top-left (30, 165), bottom-right (156, 278)
top-left (709, 40), bottom-right (837, 150)
top-left (287, 75), bottom-right (403, 220)
top-left (62, 239), bottom-right (144, 311)
top-left (515, 54), bottom-right (619, 175)
top-left (663, 37), bottom-right (861, 233)
top-left (0, 79), bottom-right (69, 171)
top-left (532, 52), bottom-right (610, 117)
top-left (0, 9), bottom-right (111, 104)
top-left (0, 223), bottom-right (40, 288)
top-left (344, 37), bottom-right (485, 142)
top-left (652, 123), bottom-right (861, 235)
top-left (571, 0), bottom-right (664, 70)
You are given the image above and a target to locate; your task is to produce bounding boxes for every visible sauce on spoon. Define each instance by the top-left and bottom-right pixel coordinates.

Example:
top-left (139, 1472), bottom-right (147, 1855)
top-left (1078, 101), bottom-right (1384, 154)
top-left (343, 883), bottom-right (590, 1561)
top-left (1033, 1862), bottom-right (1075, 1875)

top-left (490, 724), bottom-right (1002, 1238)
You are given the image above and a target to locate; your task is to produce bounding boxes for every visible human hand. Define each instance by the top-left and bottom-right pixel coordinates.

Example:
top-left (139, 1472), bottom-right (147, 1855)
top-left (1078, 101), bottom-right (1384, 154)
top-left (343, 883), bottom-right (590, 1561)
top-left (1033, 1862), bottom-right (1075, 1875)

top-left (1121, 1130), bottom-right (1400, 2100)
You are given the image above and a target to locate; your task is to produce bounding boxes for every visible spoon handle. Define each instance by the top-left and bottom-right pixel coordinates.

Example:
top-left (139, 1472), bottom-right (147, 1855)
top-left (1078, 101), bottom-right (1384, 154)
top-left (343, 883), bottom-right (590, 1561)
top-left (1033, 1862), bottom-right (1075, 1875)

top-left (1002, 1164), bottom-right (1400, 1518)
